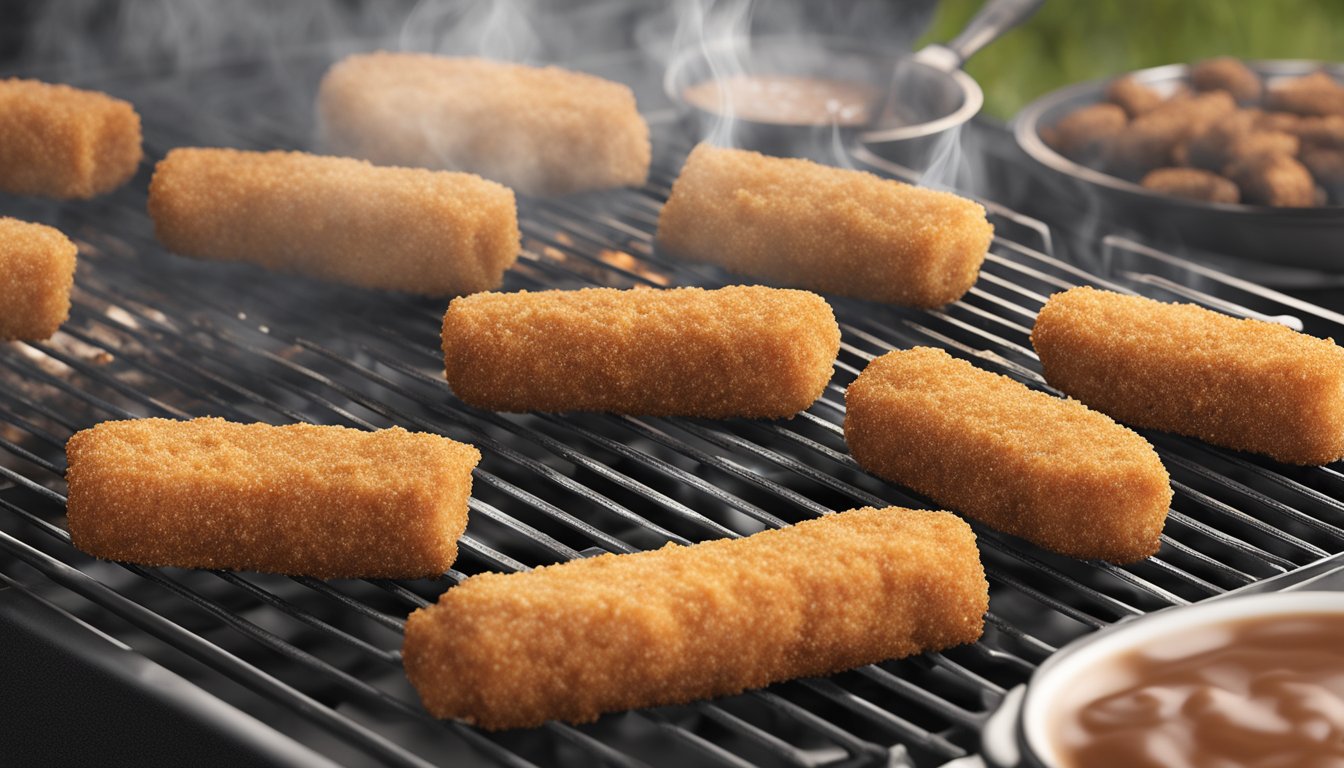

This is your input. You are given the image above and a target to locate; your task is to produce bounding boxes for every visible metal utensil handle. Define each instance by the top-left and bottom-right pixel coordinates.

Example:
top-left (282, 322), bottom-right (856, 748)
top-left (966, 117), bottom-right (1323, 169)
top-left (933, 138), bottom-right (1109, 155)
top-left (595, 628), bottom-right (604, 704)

top-left (944, 0), bottom-right (1044, 68)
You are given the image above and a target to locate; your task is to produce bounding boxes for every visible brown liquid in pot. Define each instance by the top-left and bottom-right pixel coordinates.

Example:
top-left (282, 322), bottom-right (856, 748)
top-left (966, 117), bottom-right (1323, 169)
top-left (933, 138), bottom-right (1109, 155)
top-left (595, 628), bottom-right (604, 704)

top-left (1050, 611), bottom-right (1344, 768)
top-left (682, 75), bottom-right (876, 127)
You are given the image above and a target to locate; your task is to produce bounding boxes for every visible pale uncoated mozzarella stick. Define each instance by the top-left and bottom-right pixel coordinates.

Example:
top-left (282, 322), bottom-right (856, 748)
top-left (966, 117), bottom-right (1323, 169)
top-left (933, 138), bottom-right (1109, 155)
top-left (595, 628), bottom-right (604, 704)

top-left (0, 217), bottom-right (77, 341)
top-left (66, 418), bottom-right (481, 579)
top-left (403, 506), bottom-right (987, 730)
top-left (441, 286), bottom-right (840, 417)
top-left (148, 148), bottom-right (519, 296)
top-left (655, 145), bottom-right (994, 308)
top-left (844, 347), bottom-right (1172, 563)
top-left (0, 78), bottom-right (142, 199)
top-left (318, 53), bottom-right (651, 197)
top-left (1032, 286), bottom-right (1344, 465)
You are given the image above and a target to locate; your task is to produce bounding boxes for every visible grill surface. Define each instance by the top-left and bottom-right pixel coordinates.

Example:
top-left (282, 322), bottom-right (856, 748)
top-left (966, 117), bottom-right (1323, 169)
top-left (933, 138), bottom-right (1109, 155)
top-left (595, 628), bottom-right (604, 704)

top-left (4, 56), bottom-right (1344, 768)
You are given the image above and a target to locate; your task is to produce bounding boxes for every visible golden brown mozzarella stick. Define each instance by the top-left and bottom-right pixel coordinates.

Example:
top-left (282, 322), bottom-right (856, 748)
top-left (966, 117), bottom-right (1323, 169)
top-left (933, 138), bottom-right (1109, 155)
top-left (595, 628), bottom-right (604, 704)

top-left (66, 418), bottom-right (480, 579)
top-left (403, 506), bottom-right (987, 729)
top-left (318, 53), bottom-right (650, 197)
top-left (844, 347), bottom-right (1171, 563)
top-left (442, 285), bottom-right (839, 417)
top-left (655, 145), bottom-right (993, 308)
top-left (148, 148), bottom-right (518, 296)
top-left (0, 78), bottom-right (142, 199)
top-left (1032, 286), bottom-right (1344, 465)
top-left (0, 218), bottom-right (77, 341)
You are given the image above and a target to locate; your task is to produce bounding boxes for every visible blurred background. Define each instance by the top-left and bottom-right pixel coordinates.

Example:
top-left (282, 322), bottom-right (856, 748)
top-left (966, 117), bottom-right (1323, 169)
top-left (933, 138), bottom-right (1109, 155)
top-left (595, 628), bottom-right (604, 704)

top-left (924, 0), bottom-right (1344, 117)
top-left (3, 0), bottom-right (1341, 121)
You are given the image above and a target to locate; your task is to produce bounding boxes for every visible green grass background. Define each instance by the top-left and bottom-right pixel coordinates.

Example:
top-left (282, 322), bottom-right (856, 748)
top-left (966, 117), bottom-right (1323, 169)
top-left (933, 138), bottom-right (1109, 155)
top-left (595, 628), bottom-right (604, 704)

top-left (920, 0), bottom-right (1344, 118)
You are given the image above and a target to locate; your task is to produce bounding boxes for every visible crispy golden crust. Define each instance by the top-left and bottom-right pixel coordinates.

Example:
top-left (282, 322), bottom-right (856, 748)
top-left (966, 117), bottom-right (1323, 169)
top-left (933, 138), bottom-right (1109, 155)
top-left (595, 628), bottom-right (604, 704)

top-left (403, 506), bottom-right (987, 729)
top-left (844, 347), bottom-right (1171, 563)
top-left (1225, 153), bottom-right (1316, 206)
top-left (655, 145), bottom-right (992, 308)
top-left (1104, 76), bottom-right (1163, 118)
top-left (0, 218), bottom-right (77, 341)
top-left (317, 52), bottom-right (650, 197)
top-left (1031, 287), bottom-right (1344, 465)
top-left (1140, 168), bottom-right (1239, 203)
top-left (0, 78), bottom-right (142, 199)
top-left (148, 148), bottom-right (519, 296)
top-left (442, 286), bottom-right (839, 417)
top-left (1190, 57), bottom-right (1262, 103)
top-left (1048, 103), bottom-right (1127, 164)
top-left (1265, 71), bottom-right (1344, 117)
top-left (66, 418), bottom-right (481, 578)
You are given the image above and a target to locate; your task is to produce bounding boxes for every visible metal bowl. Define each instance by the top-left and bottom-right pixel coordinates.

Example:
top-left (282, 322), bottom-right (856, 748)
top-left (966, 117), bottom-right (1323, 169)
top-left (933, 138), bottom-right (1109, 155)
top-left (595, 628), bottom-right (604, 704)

top-left (664, 34), bottom-right (982, 170)
top-left (981, 589), bottom-right (1344, 767)
top-left (1014, 60), bottom-right (1344, 270)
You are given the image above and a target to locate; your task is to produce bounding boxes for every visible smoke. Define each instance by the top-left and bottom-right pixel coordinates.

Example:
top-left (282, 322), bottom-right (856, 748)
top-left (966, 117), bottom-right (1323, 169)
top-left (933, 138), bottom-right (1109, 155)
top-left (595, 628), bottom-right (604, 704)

top-left (9, 0), bottom-right (971, 189)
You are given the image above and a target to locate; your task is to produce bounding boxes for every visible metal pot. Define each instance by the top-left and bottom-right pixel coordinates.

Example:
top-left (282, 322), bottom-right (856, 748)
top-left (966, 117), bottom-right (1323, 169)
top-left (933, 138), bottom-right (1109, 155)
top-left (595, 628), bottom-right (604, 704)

top-left (665, 0), bottom-right (1042, 170)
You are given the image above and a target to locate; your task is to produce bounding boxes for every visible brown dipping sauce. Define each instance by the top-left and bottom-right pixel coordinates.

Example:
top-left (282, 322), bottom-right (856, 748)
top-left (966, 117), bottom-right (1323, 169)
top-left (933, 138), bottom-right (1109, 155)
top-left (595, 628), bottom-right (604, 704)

top-left (1050, 611), bottom-right (1344, 768)
top-left (682, 75), bottom-right (877, 127)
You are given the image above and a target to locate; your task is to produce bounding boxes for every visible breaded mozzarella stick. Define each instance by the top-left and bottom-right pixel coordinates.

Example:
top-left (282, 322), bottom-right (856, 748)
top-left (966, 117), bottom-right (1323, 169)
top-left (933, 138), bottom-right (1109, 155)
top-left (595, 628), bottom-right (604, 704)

top-left (148, 148), bottom-right (518, 296)
top-left (0, 78), bottom-right (142, 199)
top-left (0, 218), bottom-right (77, 341)
top-left (441, 286), bottom-right (840, 417)
top-left (318, 53), bottom-right (651, 196)
top-left (844, 347), bottom-right (1172, 563)
top-left (403, 506), bottom-right (987, 729)
top-left (655, 145), bottom-right (994, 308)
top-left (66, 418), bottom-right (480, 579)
top-left (1032, 286), bottom-right (1344, 465)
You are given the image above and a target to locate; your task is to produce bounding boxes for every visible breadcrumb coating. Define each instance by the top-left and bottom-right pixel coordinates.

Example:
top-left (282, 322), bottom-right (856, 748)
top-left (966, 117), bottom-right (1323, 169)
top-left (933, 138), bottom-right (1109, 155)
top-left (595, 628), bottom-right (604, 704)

top-left (844, 347), bottom-right (1171, 563)
top-left (66, 418), bottom-right (481, 578)
top-left (148, 148), bottom-right (518, 296)
top-left (1104, 76), bottom-right (1163, 118)
top-left (0, 78), bottom-right (142, 199)
top-left (1033, 287), bottom-right (1344, 466)
top-left (1266, 71), bottom-right (1344, 117)
top-left (0, 217), bottom-right (77, 341)
top-left (403, 506), bottom-right (987, 730)
top-left (442, 285), bottom-right (839, 417)
top-left (1190, 57), bottom-right (1263, 103)
top-left (318, 52), bottom-right (650, 197)
top-left (1140, 168), bottom-right (1239, 203)
top-left (656, 145), bottom-right (992, 308)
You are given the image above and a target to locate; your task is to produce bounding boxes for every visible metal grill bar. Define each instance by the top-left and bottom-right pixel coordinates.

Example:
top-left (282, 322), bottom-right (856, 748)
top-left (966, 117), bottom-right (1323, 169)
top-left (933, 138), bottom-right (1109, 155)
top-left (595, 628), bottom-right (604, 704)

top-left (0, 96), bottom-right (1341, 768)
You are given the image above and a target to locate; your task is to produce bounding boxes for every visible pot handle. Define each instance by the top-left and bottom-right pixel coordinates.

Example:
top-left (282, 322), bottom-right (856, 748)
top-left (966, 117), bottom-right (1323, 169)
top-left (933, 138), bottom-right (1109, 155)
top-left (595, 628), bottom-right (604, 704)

top-left (941, 0), bottom-right (1044, 69)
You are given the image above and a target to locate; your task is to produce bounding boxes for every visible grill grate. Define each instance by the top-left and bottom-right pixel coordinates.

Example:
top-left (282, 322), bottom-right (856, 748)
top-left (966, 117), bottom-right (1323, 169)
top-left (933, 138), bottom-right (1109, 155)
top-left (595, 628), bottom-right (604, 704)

top-left (3, 62), bottom-right (1344, 768)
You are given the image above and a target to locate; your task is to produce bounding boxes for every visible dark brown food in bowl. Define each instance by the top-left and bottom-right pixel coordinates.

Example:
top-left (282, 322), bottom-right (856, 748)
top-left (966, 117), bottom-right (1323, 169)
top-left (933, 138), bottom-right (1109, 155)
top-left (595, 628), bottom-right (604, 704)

top-left (1176, 111), bottom-right (1298, 170)
top-left (1103, 75), bottom-right (1163, 117)
top-left (1226, 153), bottom-right (1317, 206)
top-left (1189, 56), bottom-right (1262, 103)
top-left (1292, 114), bottom-right (1344, 149)
top-left (1266, 70), bottom-right (1344, 117)
top-left (1301, 145), bottom-right (1344, 185)
top-left (1046, 103), bottom-right (1126, 164)
top-left (1140, 167), bottom-right (1239, 203)
top-left (1107, 91), bottom-right (1235, 178)
top-left (1254, 109), bottom-right (1302, 132)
